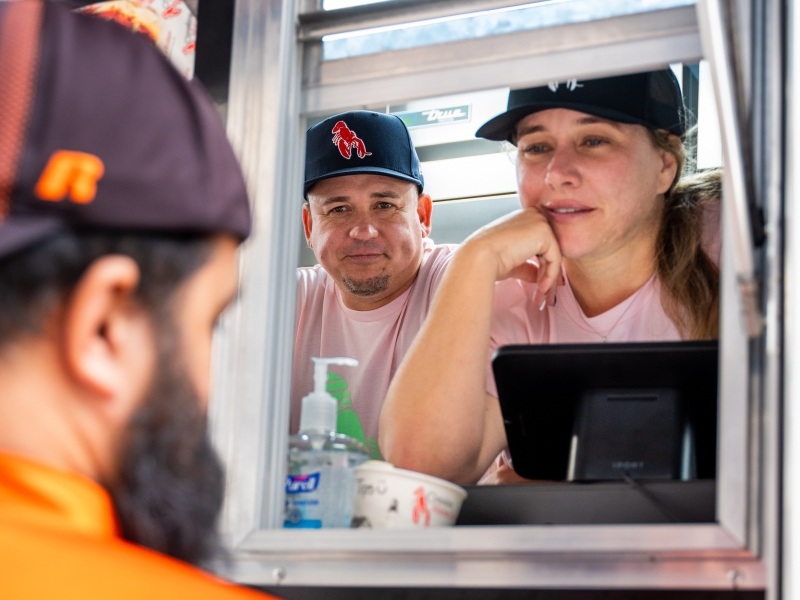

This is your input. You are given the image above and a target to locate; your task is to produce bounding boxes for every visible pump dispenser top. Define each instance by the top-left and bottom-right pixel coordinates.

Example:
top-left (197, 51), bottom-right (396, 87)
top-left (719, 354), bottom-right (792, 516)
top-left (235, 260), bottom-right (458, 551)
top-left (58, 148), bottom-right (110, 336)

top-left (299, 357), bottom-right (359, 434)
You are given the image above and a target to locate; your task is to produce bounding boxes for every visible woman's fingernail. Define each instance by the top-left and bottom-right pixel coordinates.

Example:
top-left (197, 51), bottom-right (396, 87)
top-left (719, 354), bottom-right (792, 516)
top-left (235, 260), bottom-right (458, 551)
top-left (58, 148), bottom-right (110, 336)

top-left (539, 299), bottom-right (547, 311)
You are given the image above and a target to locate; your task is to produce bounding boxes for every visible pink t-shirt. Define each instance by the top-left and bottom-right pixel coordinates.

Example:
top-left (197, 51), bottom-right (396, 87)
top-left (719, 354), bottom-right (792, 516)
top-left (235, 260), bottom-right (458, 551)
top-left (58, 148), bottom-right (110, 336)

top-left (292, 238), bottom-right (457, 459)
top-left (480, 203), bottom-right (721, 478)
top-left (486, 201), bottom-right (722, 398)
top-left (486, 273), bottom-right (678, 398)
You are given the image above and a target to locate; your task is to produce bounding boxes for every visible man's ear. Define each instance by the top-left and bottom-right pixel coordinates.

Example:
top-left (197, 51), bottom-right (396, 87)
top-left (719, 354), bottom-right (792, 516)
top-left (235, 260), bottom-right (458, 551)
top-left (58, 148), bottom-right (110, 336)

top-left (417, 193), bottom-right (433, 237)
top-left (302, 203), bottom-right (313, 248)
top-left (61, 256), bottom-right (152, 403)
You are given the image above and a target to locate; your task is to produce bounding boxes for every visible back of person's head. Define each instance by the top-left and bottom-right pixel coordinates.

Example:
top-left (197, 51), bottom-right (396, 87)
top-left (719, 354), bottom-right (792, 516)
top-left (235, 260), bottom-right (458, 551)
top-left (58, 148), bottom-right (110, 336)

top-left (0, 0), bottom-right (251, 567)
top-left (477, 70), bottom-right (719, 340)
top-left (0, 231), bottom-right (210, 347)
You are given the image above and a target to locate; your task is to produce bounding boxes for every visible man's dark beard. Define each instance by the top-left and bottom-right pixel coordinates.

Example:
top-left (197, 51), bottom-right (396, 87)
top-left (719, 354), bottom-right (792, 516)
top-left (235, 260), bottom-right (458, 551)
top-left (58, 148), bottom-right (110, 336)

top-left (342, 274), bottom-right (390, 296)
top-left (108, 342), bottom-right (225, 568)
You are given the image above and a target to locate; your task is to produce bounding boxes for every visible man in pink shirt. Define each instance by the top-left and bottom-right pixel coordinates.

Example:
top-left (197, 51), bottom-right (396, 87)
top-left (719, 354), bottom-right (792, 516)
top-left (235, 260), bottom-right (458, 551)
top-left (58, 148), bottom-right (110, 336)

top-left (292, 111), bottom-right (456, 458)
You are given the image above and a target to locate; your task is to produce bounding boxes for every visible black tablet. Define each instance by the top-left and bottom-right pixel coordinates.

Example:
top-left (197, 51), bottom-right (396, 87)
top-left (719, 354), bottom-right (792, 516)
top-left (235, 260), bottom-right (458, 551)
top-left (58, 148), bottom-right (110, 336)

top-left (492, 341), bottom-right (718, 481)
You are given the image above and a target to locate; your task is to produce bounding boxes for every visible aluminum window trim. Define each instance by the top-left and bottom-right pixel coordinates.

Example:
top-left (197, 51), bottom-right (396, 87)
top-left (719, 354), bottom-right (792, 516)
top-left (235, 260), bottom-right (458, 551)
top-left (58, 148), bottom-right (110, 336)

top-left (298, 0), bottom-right (543, 40)
top-left (696, 0), bottom-right (762, 337)
top-left (212, 0), bottom-right (304, 543)
top-left (229, 558), bottom-right (765, 590)
top-left (302, 6), bottom-right (701, 116)
top-left (754, 0), bottom-right (783, 595)
top-left (236, 523), bottom-right (744, 554)
top-left (211, 0), bottom-right (766, 590)
top-left (218, 524), bottom-right (764, 589)
top-left (784, 0), bottom-right (800, 598)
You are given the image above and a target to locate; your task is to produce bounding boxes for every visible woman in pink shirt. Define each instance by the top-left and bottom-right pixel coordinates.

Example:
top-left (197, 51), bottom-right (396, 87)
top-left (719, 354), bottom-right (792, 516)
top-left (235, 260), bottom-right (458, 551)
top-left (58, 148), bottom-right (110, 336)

top-left (380, 69), bottom-right (721, 484)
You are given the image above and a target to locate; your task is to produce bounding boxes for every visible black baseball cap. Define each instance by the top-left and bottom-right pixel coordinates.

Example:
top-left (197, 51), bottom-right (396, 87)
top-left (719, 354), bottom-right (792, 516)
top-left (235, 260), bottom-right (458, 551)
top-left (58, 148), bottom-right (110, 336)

top-left (0, 0), bottom-right (250, 259)
top-left (476, 69), bottom-right (686, 143)
top-left (304, 110), bottom-right (424, 196)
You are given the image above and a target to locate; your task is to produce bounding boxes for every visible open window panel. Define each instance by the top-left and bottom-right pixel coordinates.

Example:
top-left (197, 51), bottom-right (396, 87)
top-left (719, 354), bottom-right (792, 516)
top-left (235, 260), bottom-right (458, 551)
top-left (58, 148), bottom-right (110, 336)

top-left (296, 69), bottom-right (726, 523)
top-left (299, 61), bottom-right (724, 267)
top-left (209, 0), bottom-right (781, 592)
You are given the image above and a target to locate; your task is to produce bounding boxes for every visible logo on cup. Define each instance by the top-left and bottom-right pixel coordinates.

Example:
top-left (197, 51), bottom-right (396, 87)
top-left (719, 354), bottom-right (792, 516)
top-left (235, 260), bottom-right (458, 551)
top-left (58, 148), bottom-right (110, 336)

top-left (412, 486), bottom-right (431, 527)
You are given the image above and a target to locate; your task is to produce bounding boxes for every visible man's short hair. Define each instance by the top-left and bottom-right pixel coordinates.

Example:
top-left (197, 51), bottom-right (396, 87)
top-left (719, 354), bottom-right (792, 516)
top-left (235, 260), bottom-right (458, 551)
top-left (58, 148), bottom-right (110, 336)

top-left (0, 229), bottom-right (212, 349)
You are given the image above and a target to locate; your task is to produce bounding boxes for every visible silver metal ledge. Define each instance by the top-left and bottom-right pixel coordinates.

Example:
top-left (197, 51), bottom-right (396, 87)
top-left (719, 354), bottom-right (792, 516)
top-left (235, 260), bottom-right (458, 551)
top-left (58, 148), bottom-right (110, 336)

top-left (221, 525), bottom-right (764, 589)
top-left (238, 523), bottom-right (743, 555)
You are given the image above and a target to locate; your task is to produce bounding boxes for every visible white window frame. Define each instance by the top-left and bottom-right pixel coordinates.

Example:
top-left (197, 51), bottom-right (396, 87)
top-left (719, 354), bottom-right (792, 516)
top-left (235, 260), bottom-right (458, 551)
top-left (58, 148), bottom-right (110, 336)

top-left (208, 0), bottom-right (784, 592)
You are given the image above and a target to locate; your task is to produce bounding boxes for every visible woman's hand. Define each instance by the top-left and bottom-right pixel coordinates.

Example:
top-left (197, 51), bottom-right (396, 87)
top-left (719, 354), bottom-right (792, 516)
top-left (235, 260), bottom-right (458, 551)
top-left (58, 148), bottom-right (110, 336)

top-left (480, 454), bottom-right (555, 485)
top-left (463, 207), bottom-right (562, 308)
top-left (481, 462), bottom-right (532, 485)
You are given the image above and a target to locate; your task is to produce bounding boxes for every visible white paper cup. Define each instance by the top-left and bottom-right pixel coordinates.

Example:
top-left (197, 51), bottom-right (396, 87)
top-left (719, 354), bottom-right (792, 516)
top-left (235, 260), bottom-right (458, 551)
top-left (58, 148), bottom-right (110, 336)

top-left (350, 461), bottom-right (468, 529)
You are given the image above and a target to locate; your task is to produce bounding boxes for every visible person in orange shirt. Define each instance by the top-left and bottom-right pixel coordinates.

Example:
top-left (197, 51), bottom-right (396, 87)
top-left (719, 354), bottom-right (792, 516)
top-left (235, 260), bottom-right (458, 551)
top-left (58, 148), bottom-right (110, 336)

top-left (0, 1), bottom-right (274, 598)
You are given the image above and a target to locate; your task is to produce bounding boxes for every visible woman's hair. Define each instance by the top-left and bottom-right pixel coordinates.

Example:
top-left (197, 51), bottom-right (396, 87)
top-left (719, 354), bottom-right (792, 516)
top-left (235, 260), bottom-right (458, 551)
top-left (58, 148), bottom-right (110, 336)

top-left (649, 129), bottom-right (720, 340)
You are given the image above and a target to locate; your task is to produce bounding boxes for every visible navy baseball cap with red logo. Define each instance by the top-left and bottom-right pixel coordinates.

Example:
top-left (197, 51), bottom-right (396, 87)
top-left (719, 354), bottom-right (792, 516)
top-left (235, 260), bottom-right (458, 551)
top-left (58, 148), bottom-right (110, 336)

top-left (0, 0), bottom-right (250, 259)
top-left (304, 110), bottom-right (424, 196)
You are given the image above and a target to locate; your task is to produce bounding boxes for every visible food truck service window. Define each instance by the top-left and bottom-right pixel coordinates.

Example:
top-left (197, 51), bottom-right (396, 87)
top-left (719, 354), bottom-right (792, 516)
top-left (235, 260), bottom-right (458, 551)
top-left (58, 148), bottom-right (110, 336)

top-left (205, 0), bottom-right (782, 593)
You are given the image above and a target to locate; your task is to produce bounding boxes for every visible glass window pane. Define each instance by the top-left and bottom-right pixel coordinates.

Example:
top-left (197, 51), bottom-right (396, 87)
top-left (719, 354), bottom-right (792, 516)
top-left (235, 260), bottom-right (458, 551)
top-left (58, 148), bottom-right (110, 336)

top-left (323, 0), bottom-right (696, 60)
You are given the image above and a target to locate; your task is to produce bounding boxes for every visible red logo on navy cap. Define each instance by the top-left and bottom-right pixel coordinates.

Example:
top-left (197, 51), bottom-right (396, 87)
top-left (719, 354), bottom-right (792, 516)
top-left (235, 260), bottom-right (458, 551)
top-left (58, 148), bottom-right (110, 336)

top-left (332, 121), bottom-right (372, 159)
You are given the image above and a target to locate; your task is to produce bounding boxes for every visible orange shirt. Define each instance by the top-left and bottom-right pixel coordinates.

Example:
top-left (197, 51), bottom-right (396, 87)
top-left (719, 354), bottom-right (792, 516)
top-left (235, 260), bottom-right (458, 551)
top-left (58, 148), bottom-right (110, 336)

top-left (0, 452), bottom-right (275, 599)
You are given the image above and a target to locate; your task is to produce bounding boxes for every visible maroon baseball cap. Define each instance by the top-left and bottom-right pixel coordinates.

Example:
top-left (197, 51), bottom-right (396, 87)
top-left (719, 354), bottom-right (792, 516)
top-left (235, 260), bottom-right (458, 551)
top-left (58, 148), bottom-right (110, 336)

top-left (0, 0), bottom-right (250, 259)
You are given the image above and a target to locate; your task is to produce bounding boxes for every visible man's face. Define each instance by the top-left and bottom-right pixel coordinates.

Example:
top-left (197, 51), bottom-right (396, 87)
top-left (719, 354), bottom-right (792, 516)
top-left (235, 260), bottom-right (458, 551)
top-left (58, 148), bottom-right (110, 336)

top-left (303, 174), bottom-right (432, 311)
top-left (110, 235), bottom-right (239, 567)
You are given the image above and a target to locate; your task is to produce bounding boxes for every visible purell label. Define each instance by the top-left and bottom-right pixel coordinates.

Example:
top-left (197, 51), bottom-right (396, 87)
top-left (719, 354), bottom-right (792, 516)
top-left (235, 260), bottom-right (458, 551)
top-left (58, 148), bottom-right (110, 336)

top-left (286, 472), bottom-right (320, 494)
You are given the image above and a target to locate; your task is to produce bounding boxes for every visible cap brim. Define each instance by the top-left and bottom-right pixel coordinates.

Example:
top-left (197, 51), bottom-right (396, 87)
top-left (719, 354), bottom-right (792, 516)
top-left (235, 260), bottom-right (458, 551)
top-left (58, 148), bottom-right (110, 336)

top-left (0, 216), bottom-right (64, 259)
top-left (304, 166), bottom-right (423, 195)
top-left (475, 103), bottom-right (662, 142)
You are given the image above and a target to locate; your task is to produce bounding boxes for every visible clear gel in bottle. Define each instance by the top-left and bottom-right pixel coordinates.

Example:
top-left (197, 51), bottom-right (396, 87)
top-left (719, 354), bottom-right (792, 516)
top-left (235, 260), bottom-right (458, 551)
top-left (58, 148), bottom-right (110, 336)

top-left (284, 357), bottom-right (369, 528)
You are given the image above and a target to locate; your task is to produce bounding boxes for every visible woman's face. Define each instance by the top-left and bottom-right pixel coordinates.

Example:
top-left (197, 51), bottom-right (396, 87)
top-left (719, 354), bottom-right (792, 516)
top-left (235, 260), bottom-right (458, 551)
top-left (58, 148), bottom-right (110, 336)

top-left (514, 108), bottom-right (677, 263)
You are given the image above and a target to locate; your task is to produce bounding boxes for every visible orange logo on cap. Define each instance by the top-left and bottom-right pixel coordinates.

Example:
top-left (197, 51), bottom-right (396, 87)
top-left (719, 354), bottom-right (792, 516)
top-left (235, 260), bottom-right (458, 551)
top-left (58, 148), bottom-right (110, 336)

top-left (34, 151), bottom-right (105, 204)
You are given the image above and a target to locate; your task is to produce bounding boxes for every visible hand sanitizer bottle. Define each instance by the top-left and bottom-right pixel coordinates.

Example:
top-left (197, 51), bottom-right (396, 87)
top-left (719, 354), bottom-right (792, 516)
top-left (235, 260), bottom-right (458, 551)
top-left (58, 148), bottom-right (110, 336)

top-left (284, 357), bottom-right (369, 528)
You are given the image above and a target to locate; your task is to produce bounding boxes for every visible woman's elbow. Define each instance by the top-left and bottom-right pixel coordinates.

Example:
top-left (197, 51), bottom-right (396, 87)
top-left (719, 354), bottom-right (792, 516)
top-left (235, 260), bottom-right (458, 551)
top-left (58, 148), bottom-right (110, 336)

top-left (381, 428), bottom-right (481, 484)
